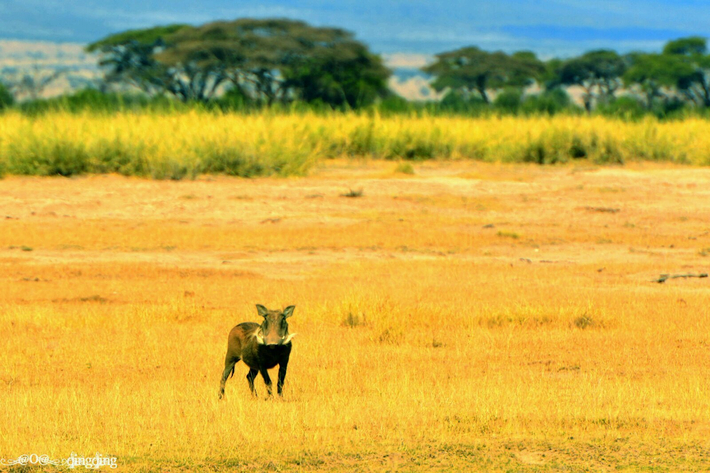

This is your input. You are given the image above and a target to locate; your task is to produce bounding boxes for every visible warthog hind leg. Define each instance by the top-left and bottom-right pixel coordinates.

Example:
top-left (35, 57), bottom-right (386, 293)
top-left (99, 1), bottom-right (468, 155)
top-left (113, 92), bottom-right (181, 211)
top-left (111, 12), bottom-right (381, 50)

top-left (219, 357), bottom-right (239, 399)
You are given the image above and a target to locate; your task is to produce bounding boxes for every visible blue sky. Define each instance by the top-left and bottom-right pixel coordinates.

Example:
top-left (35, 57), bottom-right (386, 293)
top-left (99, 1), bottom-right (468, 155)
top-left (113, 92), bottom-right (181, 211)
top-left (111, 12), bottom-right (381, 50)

top-left (1, 0), bottom-right (708, 60)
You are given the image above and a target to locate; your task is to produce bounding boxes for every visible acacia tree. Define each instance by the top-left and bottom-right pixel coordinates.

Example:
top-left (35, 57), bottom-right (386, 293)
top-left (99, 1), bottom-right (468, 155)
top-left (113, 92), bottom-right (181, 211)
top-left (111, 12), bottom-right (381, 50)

top-left (623, 52), bottom-right (690, 109)
top-left (160, 19), bottom-right (389, 106)
top-left (86, 25), bottom-right (189, 97)
top-left (157, 19), bottom-right (299, 104)
top-left (423, 47), bottom-right (544, 104)
top-left (558, 50), bottom-right (626, 112)
top-left (282, 38), bottom-right (390, 108)
top-left (540, 58), bottom-right (565, 90)
top-left (87, 19), bottom-right (389, 107)
top-left (662, 36), bottom-right (710, 108)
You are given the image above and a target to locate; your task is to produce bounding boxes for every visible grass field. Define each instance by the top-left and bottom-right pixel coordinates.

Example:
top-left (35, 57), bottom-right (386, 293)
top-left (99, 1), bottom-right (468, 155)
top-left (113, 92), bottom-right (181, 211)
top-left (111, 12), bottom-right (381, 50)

top-left (1, 160), bottom-right (710, 471)
top-left (3, 111), bottom-right (710, 180)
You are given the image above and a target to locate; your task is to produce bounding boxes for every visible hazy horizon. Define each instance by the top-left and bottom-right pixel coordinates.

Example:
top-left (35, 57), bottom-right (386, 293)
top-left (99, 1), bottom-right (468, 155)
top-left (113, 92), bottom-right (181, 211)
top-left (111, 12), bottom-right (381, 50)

top-left (1, 1), bottom-right (708, 59)
top-left (2, 1), bottom-right (708, 102)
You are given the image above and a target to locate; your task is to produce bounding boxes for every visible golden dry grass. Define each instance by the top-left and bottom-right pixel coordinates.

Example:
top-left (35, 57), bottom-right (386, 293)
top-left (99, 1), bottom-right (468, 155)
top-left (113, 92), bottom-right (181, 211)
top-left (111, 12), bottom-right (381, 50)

top-left (3, 111), bottom-right (710, 179)
top-left (1, 160), bottom-right (710, 471)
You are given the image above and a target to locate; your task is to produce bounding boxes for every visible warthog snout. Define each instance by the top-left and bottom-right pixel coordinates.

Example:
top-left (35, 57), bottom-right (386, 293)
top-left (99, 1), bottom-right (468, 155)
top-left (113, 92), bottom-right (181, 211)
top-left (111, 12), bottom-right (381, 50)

top-left (255, 329), bottom-right (297, 346)
top-left (219, 305), bottom-right (296, 399)
top-left (255, 304), bottom-right (296, 346)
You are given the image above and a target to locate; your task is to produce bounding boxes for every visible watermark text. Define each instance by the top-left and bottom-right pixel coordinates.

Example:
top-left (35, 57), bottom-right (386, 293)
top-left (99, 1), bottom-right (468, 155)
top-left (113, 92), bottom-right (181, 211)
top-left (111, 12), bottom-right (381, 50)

top-left (1, 453), bottom-right (118, 469)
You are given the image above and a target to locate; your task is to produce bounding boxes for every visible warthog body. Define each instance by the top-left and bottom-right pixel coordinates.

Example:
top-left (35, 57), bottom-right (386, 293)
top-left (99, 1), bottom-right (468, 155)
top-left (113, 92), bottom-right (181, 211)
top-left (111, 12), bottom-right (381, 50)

top-left (219, 305), bottom-right (295, 399)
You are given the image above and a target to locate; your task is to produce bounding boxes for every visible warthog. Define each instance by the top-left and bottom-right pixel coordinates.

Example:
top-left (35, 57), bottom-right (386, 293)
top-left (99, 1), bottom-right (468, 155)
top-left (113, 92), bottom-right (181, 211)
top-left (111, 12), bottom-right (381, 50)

top-left (219, 305), bottom-right (296, 399)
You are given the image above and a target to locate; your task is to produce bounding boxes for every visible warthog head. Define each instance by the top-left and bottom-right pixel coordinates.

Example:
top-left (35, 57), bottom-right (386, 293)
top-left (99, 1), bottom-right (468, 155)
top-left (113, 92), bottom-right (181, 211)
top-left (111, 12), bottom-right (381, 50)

top-left (255, 305), bottom-right (296, 346)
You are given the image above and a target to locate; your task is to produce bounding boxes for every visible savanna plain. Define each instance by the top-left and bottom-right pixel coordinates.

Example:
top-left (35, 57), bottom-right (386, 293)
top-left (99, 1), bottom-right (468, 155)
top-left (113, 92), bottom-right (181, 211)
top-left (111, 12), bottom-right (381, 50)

top-left (1, 121), bottom-right (710, 471)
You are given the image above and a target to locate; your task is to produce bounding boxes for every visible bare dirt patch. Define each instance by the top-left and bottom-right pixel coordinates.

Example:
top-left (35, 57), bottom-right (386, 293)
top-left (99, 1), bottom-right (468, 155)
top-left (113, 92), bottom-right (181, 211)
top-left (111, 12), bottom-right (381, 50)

top-left (1, 161), bottom-right (710, 277)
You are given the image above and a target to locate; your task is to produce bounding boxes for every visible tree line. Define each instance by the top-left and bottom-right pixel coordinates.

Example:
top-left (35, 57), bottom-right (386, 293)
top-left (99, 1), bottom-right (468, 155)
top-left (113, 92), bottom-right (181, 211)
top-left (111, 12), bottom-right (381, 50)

top-left (1, 18), bottom-right (709, 117)
top-left (427, 36), bottom-right (710, 115)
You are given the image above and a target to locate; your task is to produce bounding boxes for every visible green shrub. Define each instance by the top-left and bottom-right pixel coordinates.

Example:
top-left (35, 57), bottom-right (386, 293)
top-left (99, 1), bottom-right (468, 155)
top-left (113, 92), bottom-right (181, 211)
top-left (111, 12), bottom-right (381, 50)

top-left (348, 122), bottom-right (379, 156)
top-left (520, 128), bottom-right (577, 164)
top-left (18, 89), bottom-right (188, 115)
top-left (91, 138), bottom-right (150, 176)
top-left (376, 96), bottom-right (414, 115)
top-left (7, 139), bottom-right (90, 176)
top-left (597, 96), bottom-right (646, 121)
top-left (394, 162), bottom-right (415, 174)
top-left (569, 135), bottom-right (587, 159)
top-left (521, 88), bottom-right (575, 115)
top-left (438, 91), bottom-right (489, 115)
top-left (149, 160), bottom-right (198, 181)
top-left (200, 150), bottom-right (269, 178)
top-left (493, 88), bottom-right (523, 114)
top-left (215, 87), bottom-right (254, 112)
top-left (0, 82), bottom-right (14, 111)
top-left (594, 136), bottom-right (625, 164)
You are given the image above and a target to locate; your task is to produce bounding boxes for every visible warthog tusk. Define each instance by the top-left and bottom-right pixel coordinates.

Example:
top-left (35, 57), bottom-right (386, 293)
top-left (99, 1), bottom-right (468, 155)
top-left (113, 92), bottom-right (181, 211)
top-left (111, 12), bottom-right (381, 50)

top-left (283, 333), bottom-right (297, 344)
top-left (255, 330), bottom-right (265, 345)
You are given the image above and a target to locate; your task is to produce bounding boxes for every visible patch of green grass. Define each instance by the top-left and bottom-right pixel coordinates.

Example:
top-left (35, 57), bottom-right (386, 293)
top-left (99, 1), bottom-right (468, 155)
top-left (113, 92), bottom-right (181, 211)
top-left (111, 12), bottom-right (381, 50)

top-left (497, 230), bottom-right (520, 239)
top-left (394, 162), bottom-right (415, 175)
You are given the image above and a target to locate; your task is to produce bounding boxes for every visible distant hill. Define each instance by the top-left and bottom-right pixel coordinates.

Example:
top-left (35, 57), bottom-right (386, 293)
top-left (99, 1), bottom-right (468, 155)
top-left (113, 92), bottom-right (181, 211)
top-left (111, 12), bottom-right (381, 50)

top-left (388, 69), bottom-right (443, 102)
top-left (382, 53), bottom-right (440, 101)
top-left (0, 40), bottom-right (99, 98)
top-left (0, 40), bottom-right (95, 69)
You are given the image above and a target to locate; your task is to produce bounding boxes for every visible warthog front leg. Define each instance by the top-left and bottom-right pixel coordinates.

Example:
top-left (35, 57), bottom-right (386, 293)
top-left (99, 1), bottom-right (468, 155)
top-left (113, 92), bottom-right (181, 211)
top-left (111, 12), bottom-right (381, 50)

top-left (277, 362), bottom-right (289, 396)
top-left (246, 368), bottom-right (259, 397)
top-left (259, 367), bottom-right (273, 397)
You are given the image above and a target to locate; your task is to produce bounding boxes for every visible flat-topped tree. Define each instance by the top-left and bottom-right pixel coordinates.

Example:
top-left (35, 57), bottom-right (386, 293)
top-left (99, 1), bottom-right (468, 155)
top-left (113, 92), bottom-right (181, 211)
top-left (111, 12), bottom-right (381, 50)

top-left (664, 36), bottom-right (707, 56)
top-left (663, 36), bottom-right (710, 108)
top-left (558, 50), bottom-right (626, 112)
top-left (282, 37), bottom-right (390, 108)
top-left (540, 58), bottom-right (565, 91)
top-left (623, 52), bottom-right (691, 110)
top-left (509, 51), bottom-right (545, 87)
top-left (423, 47), bottom-right (544, 104)
top-left (156, 19), bottom-right (305, 104)
top-left (86, 25), bottom-right (189, 97)
top-left (158, 18), bottom-right (389, 107)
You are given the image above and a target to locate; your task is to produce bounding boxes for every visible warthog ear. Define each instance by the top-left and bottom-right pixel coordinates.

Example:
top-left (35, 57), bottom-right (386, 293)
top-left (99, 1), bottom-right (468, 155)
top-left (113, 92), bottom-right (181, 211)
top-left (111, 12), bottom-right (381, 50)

top-left (283, 305), bottom-right (295, 318)
top-left (256, 304), bottom-right (269, 317)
